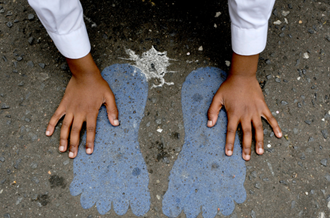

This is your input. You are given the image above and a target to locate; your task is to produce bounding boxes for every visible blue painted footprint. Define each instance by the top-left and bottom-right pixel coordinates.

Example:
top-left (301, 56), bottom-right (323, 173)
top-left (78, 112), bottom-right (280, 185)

top-left (70, 64), bottom-right (150, 216)
top-left (162, 67), bottom-right (246, 218)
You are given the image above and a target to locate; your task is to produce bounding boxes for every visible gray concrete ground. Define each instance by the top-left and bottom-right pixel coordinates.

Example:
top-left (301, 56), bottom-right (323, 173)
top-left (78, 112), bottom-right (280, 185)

top-left (1, 0), bottom-right (330, 217)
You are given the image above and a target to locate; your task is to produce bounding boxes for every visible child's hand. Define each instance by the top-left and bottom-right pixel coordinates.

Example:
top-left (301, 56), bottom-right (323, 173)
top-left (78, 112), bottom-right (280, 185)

top-left (207, 53), bottom-right (282, 161)
top-left (45, 53), bottom-right (119, 158)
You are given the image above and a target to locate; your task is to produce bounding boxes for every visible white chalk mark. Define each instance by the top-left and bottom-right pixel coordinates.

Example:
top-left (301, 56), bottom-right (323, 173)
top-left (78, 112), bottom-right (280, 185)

top-left (122, 46), bottom-right (176, 88)
top-left (83, 15), bottom-right (97, 28)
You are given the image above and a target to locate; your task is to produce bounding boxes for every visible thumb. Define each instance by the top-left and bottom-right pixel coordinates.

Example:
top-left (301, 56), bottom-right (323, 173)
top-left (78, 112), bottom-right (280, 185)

top-left (207, 93), bottom-right (223, 127)
top-left (104, 92), bottom-right (119, 126)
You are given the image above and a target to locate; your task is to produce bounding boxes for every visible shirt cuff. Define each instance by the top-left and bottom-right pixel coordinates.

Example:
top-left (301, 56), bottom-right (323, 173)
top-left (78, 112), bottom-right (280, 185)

top-left (47, 23), bottom-right (91, 59)
top-left (231, 22), bottom-right (268, 56)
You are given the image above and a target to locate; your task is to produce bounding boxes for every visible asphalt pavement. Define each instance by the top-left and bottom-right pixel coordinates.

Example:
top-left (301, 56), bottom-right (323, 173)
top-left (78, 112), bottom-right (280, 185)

top-left (1, 0), bottom-right (330, 217)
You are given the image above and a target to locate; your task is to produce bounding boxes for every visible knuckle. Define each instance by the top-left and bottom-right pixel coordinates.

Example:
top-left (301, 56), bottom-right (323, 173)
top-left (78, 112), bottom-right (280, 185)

top-left (107, 107), bottom-right (118, 115)
top-left (47, 122), bottom-right (55, 128)
top-left (243, 145), bottom-right (251, 152)
top-left (61, 121), bottom-right (71, 129)
top-left (53, 110), bottom-right (63, 118)
top-left (227, 127), bottom-right (236, 134)
top-left (87, 126), bottom-right (95, 133)
top-left (256, 141), bottom-right (264, 147)
top-left (243, 128), bottom-right (252, 136)
top-left (254, 123), bottom-right (263, 131)
top-left (71, 126), bottom-right (80, 133)
top-left (69, 143), bottom-right (78, 151)
top-left (86, 142), bottom-right (93, 148)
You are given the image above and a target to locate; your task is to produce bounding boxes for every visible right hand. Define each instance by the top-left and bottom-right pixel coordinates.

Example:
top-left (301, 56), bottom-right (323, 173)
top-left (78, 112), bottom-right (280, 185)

top-left (207, 52), bottom-right (282, 161)
top-left (45, 53), bottom-right (119, 158)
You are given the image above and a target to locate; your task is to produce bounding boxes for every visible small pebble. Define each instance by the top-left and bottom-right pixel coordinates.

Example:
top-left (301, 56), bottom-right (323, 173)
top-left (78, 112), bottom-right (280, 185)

top-left (303, 52), bottom-right (309, 59)
top-left (38, 63), bottom-right (45, 69)
top-left (6, 22), bottom-right (13, 28)
top-left (273, 20), bottom-right (282, 25)
top-left (215, 12), bottom-right (221, 17)
top-left (281, 101), bottom-right (288, 105)
top-left (4, 214), bottom-right (11, 218)
top-left (326, 36), bottom-right (330, 42)
top-left (251, 210), bottom-right (256, 218)
top-left (28, 14), bottom-right (35, 20)
top-left (28, 37), bottom-right (34, 45)
top-left (320, 159), bottom-right (327, 167)
top-left (14, 159), bottom-right (22, 169)
top-left (30, 162), bottom-right (38, 169)
top-left (282, 11), bottom-right (290, 16)
top-left (6, 11), bottom-right (12, 16)
top-left (321, 130), bottom-right (328, 139)
top-left (308, 28), bottom-right (315, 34)
top-left (304, 120), bottom-right (311, 125)
top-left (325, 174), bottom-right (330, 182)
top-left (16, 197), bottom-right (23, 205)
top-left (31, 194), bottom-right (38, 201)
top-left (1, 104), bottom-right (10, 109)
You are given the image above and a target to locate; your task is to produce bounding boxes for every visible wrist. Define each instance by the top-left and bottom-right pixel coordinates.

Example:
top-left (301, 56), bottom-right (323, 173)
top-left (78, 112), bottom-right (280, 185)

top-left (66, 53), bottom-right (101, 80)
top-left (229, 52), bottom-right (259, 78)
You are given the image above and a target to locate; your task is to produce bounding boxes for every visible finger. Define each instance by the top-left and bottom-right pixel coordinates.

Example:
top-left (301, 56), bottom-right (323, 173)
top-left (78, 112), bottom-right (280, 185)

top-left (252, 116), bottom-right (264, 155)
top-left (59, 113), bottom-right (73, 153)
top-left (104, 91), bottom-right (119, 126)
top-left (46, 105), bottom-right (66, 136)
top-left (69, 116), bottom-right (84, 158)
top-left (262, 108), bottom-right (282, 138)
top-left (207, 92), bottom-right (223, 127)
top-left (225, 116), bottom-right (239, 156)
top-left (241, 119), bottom-right (252, 161)
top-left (85, 113), bottom-right (97, 155)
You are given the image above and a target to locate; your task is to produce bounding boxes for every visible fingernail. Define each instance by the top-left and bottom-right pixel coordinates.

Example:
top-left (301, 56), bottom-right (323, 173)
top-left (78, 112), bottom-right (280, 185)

top-left (59, 146), bottom-right (65, 152)
top-left (113, 119), bottom-right (119, 126)
top-left (69, 152), bottom-right (74, 158)
top-left (278, 131), bottom-right (282, 137)
top-left (86, 148), bottom-right (92, 154)
top-left (258, 148), bottom-right (263, 154)
top-left (207, 120), bottom-right (213, 127)
top-left (227, 150), bottom-right (233, 156)
top-left (46, 131), bottom-right (50, 136)
top-left (245, 154), bottom-right (251, 160)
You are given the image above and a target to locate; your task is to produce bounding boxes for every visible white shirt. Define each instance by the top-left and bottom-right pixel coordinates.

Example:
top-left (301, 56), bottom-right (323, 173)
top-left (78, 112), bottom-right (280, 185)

top-left (28, 0), bottom-right (275, 59)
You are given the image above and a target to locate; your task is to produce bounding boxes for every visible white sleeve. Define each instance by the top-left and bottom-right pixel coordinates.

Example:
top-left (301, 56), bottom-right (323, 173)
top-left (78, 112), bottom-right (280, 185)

top-left (27, 0), bottom-right (91, 59)
top-left (228, 0), bottom-right (275, 56)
